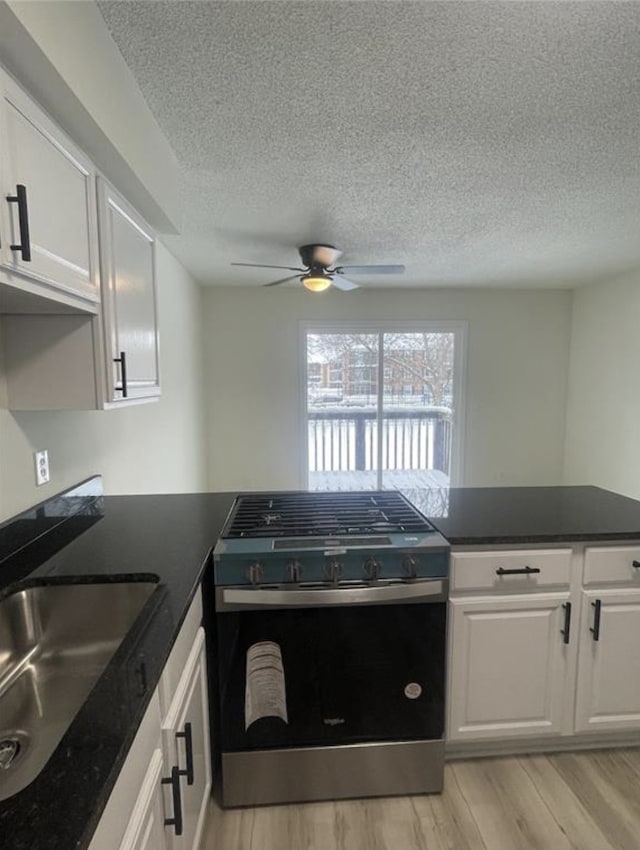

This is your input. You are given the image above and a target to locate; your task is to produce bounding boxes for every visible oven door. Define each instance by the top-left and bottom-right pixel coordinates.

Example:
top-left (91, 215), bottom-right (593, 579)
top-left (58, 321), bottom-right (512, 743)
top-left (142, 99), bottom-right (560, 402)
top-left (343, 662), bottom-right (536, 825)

top-left (216, 579), bottom-right (447, 753)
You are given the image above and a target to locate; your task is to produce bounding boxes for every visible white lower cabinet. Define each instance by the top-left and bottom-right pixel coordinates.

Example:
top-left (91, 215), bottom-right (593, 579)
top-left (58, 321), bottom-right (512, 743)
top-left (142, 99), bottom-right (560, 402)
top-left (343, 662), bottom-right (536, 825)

top-left (448, 593), bottom-right (571, 741)
top-left (448, 544), bottom-right (640, 751)
top-left (89, 590), bottom-right (210, 850)
top-left (88, 693), bottom-right (165, 850)
top-left (119, 749), bottom-right (167, 850)
top-left (574, 587), bottom-right (640, 734)
top-left (162, 629), bottom-right (211, 850)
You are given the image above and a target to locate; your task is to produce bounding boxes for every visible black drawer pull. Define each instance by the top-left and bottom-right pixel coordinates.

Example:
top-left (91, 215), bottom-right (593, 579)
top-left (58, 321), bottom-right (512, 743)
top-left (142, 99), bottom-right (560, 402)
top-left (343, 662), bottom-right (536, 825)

top-left (7, 184), bottom-right (32, 261)
top-left (590, 599), bottom-right (602, 642)
top-left (176, 721), bottom-right (194, 786)
top-left (561, 602), bottom-right (572, 645)
top-left (162, 765), bottom-right (183, 836)
top-left (113, 351), bottom-right (128, 398)
top-left (496, 565), bottom-right (541, 576)
top-left (632, 561), bottom-right (640, 569)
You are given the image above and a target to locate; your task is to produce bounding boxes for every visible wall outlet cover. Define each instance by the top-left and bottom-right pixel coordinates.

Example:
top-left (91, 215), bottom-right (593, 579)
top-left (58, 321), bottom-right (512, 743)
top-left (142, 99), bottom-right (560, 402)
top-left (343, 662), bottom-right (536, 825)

top-left (34, 450), bottom-right (50, 486)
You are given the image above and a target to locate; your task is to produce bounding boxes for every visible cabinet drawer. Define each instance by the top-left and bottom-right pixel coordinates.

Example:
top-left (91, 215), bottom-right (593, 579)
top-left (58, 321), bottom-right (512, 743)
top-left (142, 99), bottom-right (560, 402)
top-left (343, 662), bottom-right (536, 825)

top-left (159, 587), bottom-right (203, 720)
top-left (584, 545), bottom-right (640, 586)
top-left (451, 549), bottom-right (572, 592)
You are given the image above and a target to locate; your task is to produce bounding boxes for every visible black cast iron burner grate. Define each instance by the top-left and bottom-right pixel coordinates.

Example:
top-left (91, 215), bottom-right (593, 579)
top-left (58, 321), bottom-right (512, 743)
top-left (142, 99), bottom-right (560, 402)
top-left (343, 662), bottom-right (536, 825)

top-left (221, 491), bottom-right (435, 538)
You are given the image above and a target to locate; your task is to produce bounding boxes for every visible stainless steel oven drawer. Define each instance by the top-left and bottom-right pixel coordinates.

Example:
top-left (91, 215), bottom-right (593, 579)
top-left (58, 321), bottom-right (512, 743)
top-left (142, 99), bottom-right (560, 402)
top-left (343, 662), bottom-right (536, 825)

top-left (222, 739), bottom-right (444, 807)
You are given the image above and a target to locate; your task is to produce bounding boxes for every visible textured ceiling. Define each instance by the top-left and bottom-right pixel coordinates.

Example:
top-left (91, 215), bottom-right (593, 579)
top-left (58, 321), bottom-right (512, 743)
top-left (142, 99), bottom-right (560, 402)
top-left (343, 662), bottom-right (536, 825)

top-left (97, 1), bottom-right (640, 289)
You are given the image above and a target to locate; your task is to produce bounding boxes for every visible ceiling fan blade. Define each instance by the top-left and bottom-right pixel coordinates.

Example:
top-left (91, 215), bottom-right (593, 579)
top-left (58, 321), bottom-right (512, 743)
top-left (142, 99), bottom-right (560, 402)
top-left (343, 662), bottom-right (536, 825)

top-left (331, 275), bottom-right (359, 291)
top-left (231, 262), bottom-right (304, 271)
top-left (264, 274), bottom-right (301, 287)
top-left (335, 264), bottom-right (406, 275)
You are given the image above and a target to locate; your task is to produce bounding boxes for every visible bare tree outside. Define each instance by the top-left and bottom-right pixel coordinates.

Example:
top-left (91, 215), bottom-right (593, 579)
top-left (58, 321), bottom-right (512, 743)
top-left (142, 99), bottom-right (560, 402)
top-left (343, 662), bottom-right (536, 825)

top-left (307, 332), bottom-right (455, 409)
top-left (306, 330), bottom-right (458, 490)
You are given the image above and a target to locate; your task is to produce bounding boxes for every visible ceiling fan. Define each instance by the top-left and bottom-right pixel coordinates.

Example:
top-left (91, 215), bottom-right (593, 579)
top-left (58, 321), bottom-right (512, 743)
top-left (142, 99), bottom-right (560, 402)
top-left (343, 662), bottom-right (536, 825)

top-left (231, 244), bottom-right (405, 292)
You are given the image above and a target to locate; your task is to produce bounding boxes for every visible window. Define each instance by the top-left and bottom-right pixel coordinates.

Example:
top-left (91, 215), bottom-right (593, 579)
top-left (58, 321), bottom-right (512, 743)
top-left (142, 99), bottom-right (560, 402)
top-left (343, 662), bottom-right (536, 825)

top-left (302, 323), bottom-right (466, 491)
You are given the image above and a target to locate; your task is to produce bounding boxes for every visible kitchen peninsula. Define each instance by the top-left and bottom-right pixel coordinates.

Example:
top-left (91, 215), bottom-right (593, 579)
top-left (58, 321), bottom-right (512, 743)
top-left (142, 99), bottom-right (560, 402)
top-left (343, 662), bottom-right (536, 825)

top-left (2, 480), bottom-right (640, 849)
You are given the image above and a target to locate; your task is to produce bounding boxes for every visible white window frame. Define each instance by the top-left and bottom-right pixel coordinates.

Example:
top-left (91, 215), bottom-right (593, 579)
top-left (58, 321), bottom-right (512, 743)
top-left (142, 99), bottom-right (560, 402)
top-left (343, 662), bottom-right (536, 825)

top-left (299, 320), bottom-right (468, 489)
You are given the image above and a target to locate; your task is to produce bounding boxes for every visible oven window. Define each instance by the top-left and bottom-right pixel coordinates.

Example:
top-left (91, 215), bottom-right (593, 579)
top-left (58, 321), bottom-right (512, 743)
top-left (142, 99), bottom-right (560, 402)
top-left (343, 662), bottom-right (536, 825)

top-left (217, 602), bottom-right (446, 752)
top-left (304, 324), bottom-right (466, 492)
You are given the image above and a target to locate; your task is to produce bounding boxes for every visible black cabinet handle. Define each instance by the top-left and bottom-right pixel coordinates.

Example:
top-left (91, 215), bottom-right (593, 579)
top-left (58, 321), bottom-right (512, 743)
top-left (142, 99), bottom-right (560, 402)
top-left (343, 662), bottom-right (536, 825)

top-left (496, 565), bottom-right (541, 576)
top-left (134, 661), bottom-right (147, 697)
top-left (113, 351), bottom-right (128, 397)
top-left (561, 602), bottom-right (572, 645)
top-left (632, 561), bottom-right (640, 569)
top-left (7, 184), bottom-right (32, 261)
top-left (590, 599), bottom-right (602, 642)
top-left (176, 721), bottom-right (194, 786)
top-left (162, 766), bottom-right (183, 836)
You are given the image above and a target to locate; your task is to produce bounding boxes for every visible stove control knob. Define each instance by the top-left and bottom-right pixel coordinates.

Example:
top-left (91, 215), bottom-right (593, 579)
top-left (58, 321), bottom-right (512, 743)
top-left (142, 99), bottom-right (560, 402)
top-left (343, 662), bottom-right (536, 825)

top-left (286, 559), bottom-right (303, 583)
top-left (402, 556), bottom-right (418, 579)
top-left (363, 557), bottom-right (381, 581)
top-left (247, 562), bottom-right (264, 585)
top-left (325, 558), bottom-right (343, 583)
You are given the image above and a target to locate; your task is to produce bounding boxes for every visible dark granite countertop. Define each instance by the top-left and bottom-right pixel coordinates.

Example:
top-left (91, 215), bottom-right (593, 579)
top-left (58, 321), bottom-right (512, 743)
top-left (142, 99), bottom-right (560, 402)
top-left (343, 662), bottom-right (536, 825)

top-left (0, 480), bottom-right (235, 850)
top-left (3, 480), bottom-right (640, 849)
top-left (413, 485), bottom-right (640, 545)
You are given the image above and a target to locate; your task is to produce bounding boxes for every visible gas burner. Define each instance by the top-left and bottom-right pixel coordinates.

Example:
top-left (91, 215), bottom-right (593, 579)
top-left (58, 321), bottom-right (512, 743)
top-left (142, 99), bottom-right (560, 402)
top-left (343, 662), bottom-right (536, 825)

top-left (261, 513), bottom-right (282, 527)
top-left (222, 491), bottom-right (435, 539)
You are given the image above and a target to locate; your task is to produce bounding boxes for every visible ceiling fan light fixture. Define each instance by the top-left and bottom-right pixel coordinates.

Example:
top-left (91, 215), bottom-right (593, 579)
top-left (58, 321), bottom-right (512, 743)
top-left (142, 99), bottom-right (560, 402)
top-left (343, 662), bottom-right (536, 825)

top-left (302, 274), bottom-right (332, 293)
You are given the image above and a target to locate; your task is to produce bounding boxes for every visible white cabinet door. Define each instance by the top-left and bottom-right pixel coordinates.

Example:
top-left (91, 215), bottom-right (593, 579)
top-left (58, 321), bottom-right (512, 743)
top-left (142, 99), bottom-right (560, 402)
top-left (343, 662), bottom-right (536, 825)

top-left (0, 69), bottom-right (99, 303)
top-left (448, 593), bottom-right (572, 741)
top-left (162, 628), bottom-right (211, 850)
top-left (89, 693), bottom-right (165, 850)
top-left (97, 178), bottom-right (160, 402)
top-left (575, 588), bottom-right (640, 734)
top-left (119, 750), bottom-right (168, 850)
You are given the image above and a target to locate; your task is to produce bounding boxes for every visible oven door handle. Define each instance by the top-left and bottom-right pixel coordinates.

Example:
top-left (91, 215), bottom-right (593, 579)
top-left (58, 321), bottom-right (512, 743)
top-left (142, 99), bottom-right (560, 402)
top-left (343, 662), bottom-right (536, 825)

top-left (218, 580), bottom-right (447, 610)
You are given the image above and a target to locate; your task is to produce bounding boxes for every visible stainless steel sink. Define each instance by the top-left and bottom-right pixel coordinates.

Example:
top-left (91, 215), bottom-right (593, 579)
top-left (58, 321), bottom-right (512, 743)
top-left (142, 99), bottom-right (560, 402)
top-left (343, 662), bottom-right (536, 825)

top-left (0, 580), bottom-right (157, 801)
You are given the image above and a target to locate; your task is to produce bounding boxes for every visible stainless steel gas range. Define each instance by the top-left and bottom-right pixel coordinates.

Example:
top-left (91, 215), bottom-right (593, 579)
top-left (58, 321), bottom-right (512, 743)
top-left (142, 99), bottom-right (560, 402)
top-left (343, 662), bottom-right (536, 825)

top-left (213, 490), bottom-right (450, 807)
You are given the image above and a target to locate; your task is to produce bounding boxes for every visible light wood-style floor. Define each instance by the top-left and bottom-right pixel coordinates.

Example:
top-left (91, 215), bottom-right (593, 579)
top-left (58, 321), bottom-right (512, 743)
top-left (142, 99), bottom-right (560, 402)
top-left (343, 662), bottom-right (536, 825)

top-left (203, 748), bottom-right (640, 850)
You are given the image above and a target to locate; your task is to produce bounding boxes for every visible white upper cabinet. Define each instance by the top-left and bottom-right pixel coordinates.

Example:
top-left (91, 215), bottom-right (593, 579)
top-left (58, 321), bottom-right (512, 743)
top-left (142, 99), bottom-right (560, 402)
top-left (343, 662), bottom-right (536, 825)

top-left (0, 65), bottom-right (161, 408)
top-left (0, 68), bottom-right (99, 306)
top-left (98, 178), bottom-right (160, 402)
top-left (1, 178), bottom-right (161, 409)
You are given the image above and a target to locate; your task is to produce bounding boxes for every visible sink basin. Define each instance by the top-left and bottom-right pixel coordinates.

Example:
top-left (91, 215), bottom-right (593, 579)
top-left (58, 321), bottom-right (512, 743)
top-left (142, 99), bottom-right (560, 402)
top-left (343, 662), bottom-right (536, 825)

top-left (0, 579), bottom-right (157, 801)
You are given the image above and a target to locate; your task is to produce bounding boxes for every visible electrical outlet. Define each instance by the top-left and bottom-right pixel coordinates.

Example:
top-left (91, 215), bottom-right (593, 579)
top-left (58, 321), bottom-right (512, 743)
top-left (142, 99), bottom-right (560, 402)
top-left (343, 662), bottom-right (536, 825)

top-left (34, 450), bottom-right (50, 486)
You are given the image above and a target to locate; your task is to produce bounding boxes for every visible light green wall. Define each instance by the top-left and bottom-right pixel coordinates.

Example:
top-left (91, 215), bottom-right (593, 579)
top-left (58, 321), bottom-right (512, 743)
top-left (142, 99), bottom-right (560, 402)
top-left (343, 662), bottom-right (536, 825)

top-left (563, 269), bottom-right (640, 499)
top-left (203, 286), bottom-right (573, 492)
top-left (0, 242), bottom-right (207, 521)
